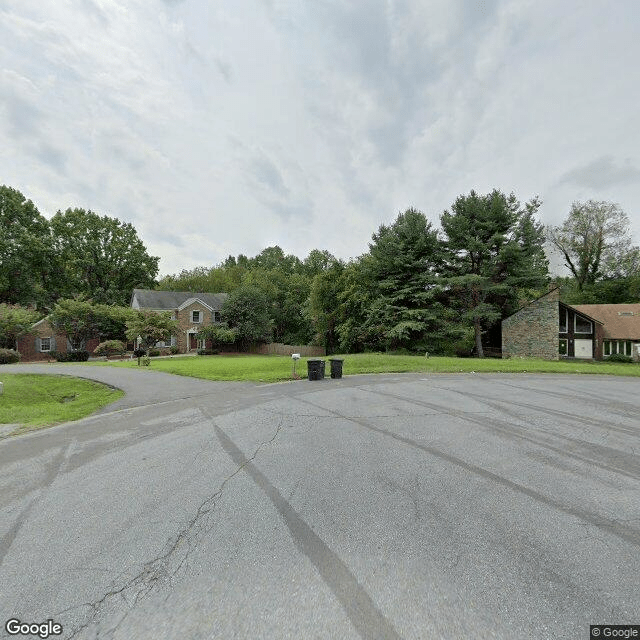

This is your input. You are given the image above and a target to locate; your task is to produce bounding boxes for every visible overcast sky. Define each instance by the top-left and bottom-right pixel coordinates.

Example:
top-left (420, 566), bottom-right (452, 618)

top-left (2, 0), bottom-right (640, 276)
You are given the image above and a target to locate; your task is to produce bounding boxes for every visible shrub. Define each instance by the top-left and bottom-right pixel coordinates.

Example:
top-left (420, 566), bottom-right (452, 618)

top-left (197, 349), bottom-right (219, 356)
top-left (93, 340), bottom-right (125, 357)
top-left (133, 348), bottom-right (147, 358)
top-left (53, 350), bottom-right (90, 362)
top-left (606, 353), bottom-right (633, 363)
top-left (148, 348), bottom-right (161, 357)
top-left (170, 345), bottom-right (179, 355)
top-left (141, 355), bottom-right (151, 366)
top-left (0, 348), bottom-right (21, 364)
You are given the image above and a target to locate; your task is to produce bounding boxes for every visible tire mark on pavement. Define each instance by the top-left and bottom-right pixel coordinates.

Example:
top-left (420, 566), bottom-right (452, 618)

top-left (212, 422), bottom-right (403, 640)
top-left (369, 386), bottom-right (640, 480)
top-left (0, 440), bottom-right (76, 566)
top-left (59, 413), bottom-right (284, 639)
top-left (297, 396), bottom-right (640, 549)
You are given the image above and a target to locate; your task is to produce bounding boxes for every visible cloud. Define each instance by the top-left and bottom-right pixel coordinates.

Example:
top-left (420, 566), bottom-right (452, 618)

top-left (557, 156), bottom-right (640, 190)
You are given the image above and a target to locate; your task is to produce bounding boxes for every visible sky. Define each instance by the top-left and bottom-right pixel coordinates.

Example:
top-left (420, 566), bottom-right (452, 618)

top-left (2, 0), bottom-right (640, 277)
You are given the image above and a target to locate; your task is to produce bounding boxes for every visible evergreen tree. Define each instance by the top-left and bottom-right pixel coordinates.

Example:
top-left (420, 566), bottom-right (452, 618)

top-left (363, 208), bottom-right (446, 351)
top-left (440, 190), bottom-right (549, 357)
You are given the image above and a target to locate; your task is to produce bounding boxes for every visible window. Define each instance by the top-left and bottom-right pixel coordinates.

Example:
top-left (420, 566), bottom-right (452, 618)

top-left (559, 309), bottom-right (568, 332)
top-left (213, 311), bottom-right (221, 323)
top-left (604, 340), bottom-right (633, 357)
top-left (191, 310), bottom-right (201, 323)
top-left (40, 337), bottom-right (51, 352)
top-left (574, 315), bottom-right (592, 334)
top-left (559, 339), bottom-right (567, 356)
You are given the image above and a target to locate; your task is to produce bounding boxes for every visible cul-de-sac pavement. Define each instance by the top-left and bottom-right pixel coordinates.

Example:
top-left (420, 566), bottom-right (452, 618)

top-left (1, 367), bottom-right (639, 639)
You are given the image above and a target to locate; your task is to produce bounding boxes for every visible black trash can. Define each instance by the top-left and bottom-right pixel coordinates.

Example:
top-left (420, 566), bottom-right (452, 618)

top-left (329, 358), bottom-right (344, 379)
top-left (307, 359), bottom-right (325, 381)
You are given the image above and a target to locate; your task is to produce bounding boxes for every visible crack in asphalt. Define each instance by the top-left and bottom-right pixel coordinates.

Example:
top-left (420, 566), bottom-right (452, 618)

top-left (58, 414), bottom-right (284, 639)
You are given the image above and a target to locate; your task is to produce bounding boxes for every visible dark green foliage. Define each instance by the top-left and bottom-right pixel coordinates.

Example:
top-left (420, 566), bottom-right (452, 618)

top-left (222, 286), bottom-right (272, 350)
top-left (363, 208), bottom-right (452, 352)
top-left (0, 348), bottom-right (21, 364)
top-left (93, 340), bottom-right (126, 357)
top-left (197, 349), bottom-right (220, 355)
top-left (195, 324), bottom-right (237, 349)
top-left (52, 350), bottom-right (90, 362)
top-left (133, 348), bottom-right (146, 358)
top-left (0, 186), bottom-right (57, 307)
top-left (50, 208), bottom-right (159, 305)
top-left (148, 348), bottom-right (161, 357)
top-left (170, 345), bottom-right (180, 354)
top-left (125, 310), bottom-right (178, 350)
top-left (605, 353), bottom-right (633, 363)
top-left (440, 190), bottom-right (549, 357)
top-left (0, 304), bottom-right (41, 349)
top-left (49, 299), bottom-right (100, 351)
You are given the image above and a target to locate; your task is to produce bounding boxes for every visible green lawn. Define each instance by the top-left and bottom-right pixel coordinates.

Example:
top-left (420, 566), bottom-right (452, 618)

top-left (90, 352), bottom-right (640, 382)
top-left (0, 374), bottom-right (124, 437)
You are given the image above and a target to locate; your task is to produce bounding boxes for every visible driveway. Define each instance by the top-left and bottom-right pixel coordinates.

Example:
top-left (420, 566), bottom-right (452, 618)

top-left (1, 372), bottom-right (638, 639)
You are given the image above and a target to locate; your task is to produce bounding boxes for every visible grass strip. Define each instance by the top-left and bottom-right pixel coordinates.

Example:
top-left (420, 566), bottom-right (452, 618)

top-left (0, 374), bottom-right (124, 436)
top-left (88, 352), bottom-right (640, 382)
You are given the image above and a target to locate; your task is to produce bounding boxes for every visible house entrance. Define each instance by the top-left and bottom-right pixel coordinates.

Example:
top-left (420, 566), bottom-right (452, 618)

top-left (189, 333), bottom-right (197, 351)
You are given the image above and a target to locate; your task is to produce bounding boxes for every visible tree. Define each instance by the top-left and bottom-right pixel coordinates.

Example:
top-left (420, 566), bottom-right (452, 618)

top-left (49, 299), bottom-right (100, 351)
top-left (363, 208), bottom-right (447, 351)
top-left (441, 190), bottom-right (549, 357)
top-left (0, 304), bottom-right (41, 350)
top-left (195, 324), bottom-right (237, 350)
top-left (125, 310), bottom-right (178, 350)
top-left (222, 286), bottom-right (272, 350)
top-left (50, 208), bottom-right (159, 305)
top-left (547, 200), bottom-right (635, 291)
top-left (0, 186), bottom-right (57, 308)
top-left (309, 261), bottom-right (346, 353)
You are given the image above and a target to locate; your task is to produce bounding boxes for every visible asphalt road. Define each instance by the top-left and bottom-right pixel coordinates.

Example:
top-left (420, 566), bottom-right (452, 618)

top-left (1, 370), bottom-right (639, 639)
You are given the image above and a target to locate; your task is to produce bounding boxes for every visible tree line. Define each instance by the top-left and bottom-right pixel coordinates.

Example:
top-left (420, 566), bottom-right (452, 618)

top-left (2, 181), bottom-right (638, 357)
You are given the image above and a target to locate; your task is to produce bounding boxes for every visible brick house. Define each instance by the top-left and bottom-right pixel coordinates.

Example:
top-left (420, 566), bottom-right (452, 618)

top-left (130, 289), bottom-right (228, 353)
top-left (502, 288), bottom-right (605, 360)
top-left (17, 317), bottom-right (100, 362)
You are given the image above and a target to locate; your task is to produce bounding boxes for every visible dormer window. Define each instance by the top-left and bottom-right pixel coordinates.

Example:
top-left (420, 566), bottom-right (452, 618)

top-left (191, 310), bottom-right (201, 323)
top-left (214, 311), bottom-right (221, 323)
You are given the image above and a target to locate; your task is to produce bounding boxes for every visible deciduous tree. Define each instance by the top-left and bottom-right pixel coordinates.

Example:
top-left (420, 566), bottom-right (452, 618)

top-left (0, 304), bottom-right (42, 350)
top-left (50, 208), bottom-right (159, 305)
top-left (547, 200), bottom-right (634, 291)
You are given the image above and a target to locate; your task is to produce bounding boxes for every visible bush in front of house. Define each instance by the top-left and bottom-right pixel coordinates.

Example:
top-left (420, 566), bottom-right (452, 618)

top-left (606, 353), bottom-right (633, 363)
top-left (170, 345), bottom-right (179, 355)
top-left (197, 349), bottom-right (219, 356)
top-left (148, 348), bottom-right (161, 357)
top-left (0, 348), bottom-right (21, 364)
top-left (52, 350), bottom-right (90, 362)
top-left (93, 340), bottom-right (126, 358)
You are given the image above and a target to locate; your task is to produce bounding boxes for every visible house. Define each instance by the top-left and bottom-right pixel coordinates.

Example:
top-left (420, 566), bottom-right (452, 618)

top-left (502, 288), bottom-right (606, 360)
top-left (16, 317), bottom-right (100, 362)
top-left (130, 289), bottom-right (228, 353)
top-left (571, 303), bottom-right (640, 360)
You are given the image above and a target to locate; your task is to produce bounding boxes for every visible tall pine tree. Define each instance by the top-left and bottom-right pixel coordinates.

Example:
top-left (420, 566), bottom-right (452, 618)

top-left (440, 190), bottom-right (549, 357)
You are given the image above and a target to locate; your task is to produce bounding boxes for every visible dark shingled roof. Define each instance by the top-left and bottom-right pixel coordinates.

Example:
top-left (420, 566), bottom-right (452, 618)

top-left (131, 289), bottom-right (228, 310)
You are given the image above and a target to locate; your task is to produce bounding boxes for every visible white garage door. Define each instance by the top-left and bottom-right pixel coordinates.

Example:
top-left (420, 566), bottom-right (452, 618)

top-left (574, 339), bottom-right (593, 358)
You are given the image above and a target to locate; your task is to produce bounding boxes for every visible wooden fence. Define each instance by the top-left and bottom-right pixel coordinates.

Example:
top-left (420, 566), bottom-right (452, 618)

top-left (248, 342), bottom-right (325, 357)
